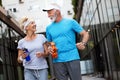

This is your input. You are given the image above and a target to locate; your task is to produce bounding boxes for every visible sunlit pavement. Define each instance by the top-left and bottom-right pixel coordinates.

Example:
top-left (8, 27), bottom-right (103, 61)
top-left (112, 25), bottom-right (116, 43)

top-left (50, 75), bottom-right (106, 80)
top-left (82, 75), bottom-right (106, 80)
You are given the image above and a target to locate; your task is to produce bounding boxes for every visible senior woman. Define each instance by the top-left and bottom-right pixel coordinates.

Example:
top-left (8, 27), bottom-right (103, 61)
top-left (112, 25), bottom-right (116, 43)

top-left (17, 17), bottom-right (49, 80)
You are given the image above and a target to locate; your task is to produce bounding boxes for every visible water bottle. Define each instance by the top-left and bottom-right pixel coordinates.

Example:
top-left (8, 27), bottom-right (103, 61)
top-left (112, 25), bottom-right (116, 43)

top-left (50, 42), bottom-right (58, 58)
top-left (23, 48), bottom-right (31, 61)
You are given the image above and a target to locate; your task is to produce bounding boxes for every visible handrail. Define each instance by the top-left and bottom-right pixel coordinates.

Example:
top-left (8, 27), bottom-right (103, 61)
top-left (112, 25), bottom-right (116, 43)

top-left (0, 6), bottom-right (25, 37)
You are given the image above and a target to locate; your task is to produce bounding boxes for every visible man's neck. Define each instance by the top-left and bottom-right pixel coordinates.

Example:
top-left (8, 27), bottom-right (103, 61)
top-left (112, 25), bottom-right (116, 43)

top-left (55, 15), bottom-right (62, 22)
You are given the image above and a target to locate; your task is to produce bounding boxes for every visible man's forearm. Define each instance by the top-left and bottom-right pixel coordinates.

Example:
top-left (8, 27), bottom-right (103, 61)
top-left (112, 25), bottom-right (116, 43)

top-left (81, 32), bottom-right (89, 45)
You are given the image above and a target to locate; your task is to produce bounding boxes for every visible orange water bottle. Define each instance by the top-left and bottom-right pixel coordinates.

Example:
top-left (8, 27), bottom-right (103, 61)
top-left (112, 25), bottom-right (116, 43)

top-left (50, 42), bottom-right (58, 58)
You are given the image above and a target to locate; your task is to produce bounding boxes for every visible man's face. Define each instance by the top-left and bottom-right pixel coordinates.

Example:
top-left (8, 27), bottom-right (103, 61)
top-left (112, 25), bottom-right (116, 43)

top-left (47, 9), bottom-right (57, 22)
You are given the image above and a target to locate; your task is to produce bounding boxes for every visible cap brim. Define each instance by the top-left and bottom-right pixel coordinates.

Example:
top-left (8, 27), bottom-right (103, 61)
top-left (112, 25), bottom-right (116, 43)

top-left (42, 9), bottom-right (47, 11)
top-left (43, 9), bottom-right (53, 11)
top-left (43, 9), bottom-right (49, 11)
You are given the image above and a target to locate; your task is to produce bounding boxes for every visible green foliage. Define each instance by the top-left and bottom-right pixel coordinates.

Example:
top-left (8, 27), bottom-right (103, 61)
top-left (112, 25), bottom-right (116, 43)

top-left (72, 0), bottom-right (77, 13)
top-left (72, 0), bottom-right (78, 19)
top-left (0, 0), bottom-right (2, 6)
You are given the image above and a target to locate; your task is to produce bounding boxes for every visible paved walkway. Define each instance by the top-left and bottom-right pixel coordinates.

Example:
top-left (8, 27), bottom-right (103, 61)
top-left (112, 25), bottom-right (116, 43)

top-left (49, 75), bottom-right (106, 80)
top-left (82, 75), bottom-right (106, 80)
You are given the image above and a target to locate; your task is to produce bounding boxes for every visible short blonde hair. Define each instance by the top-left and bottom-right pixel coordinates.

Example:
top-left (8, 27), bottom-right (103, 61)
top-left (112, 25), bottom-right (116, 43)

top-left (19, 17), bottom-right (29, 31)
top-left (19, 17), bottom-right (34, 33)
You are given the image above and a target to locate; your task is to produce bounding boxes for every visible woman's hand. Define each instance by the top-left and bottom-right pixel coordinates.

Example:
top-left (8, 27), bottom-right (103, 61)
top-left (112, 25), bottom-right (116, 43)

top-left (21, 52), bottom-right (28, 59)
top-left (36, 52), bottom-right (44, 58)
top-left (17, 49), bottom-right (28, 63)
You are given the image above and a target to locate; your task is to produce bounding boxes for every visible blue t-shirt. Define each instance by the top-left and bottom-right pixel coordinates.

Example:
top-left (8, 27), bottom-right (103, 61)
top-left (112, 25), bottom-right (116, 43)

top-left (46, 18), bottom-right (84, 63)
top-left (17, 34), bottom-right (48, 69)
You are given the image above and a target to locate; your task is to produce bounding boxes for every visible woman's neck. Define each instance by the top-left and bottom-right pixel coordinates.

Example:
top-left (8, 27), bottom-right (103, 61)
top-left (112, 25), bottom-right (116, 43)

top-left (25, 31), bottom-right (36, 40)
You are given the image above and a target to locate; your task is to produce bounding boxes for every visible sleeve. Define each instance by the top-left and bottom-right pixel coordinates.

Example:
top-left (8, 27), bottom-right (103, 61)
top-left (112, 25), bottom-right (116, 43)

top-left (72, 19), bottom-right (84, 33)
top-left (40, 34), bottom-right (48, 43)
top-left (17, 39), bottom-right (23, 50)
top-left (46, 27), bottom-right (52, 42)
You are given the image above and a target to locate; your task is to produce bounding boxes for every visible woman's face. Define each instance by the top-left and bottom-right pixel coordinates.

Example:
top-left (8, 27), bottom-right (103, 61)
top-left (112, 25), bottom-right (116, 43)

top-left (26, 21), bottom-right (36, 32)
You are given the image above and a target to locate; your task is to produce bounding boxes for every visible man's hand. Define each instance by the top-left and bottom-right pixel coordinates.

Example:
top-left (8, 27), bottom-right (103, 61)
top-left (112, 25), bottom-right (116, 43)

top-left (48, 46), bottom-right (54, 54)
top-left (76, 42), bottom-right (86, 50)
